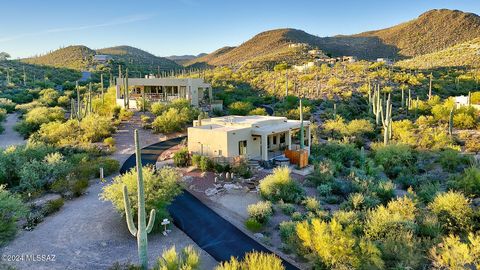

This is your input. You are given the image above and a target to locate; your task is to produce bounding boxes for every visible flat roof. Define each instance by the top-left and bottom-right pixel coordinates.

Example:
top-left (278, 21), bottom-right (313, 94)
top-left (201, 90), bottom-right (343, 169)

top-left (191, 115), bottom-right (309, 134)
top-left (116, 77), bottom-right (211, 87)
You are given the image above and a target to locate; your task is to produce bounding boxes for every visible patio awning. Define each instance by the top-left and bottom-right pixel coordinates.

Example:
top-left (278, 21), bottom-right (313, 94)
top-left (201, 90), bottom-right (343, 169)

top-left (251, 121), bottom-right (310, 136)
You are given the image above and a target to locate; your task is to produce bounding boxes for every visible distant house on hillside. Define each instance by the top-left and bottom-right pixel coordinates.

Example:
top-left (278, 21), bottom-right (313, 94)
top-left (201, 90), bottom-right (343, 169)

top-left (93, 54), bottom-right (112, 64)
top-left (376, 58), bottom-right (394, 65)
top-left (342, 56), bottom-right (357, 63)
top-left (288, 43), bottom-right (308, 48)
top-left (116, 77), bottom-right (214, 109)
top-left (293, 62), bottom-right (315, 72)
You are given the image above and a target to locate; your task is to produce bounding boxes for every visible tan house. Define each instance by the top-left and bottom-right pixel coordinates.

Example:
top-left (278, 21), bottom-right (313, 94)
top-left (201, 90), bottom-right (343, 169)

top-left (187, 115), bottom-right (311, 161)
top-left (116, 77), bottom-right (213, 109)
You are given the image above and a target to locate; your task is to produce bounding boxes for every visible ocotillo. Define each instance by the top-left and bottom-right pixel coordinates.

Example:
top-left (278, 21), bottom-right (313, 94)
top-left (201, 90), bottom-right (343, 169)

top-left (122, 130), bottom-right (156, 270)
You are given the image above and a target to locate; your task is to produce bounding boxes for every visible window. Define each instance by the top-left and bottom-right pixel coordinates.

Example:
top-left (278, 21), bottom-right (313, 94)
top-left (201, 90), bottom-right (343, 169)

top-left (280, 133), bottom-right (286, 144)
top-left (273, 136), bottom-right (277, 145)
top-left (239, 140), bottom-right (247, 156)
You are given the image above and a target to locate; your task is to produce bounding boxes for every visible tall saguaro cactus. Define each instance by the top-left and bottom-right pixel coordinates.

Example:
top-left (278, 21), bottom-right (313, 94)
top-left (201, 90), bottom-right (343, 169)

top-left (449, 107), bottom-right (454, 136)
top-left (76, 81), bottom-right (82, 120)
top-left (299, 99), bottom-right (304, 150)
top-left (428, 73), bottom-right (433, 100)
top-left (122, 130), bottom-right (156, 270)
top-left (381, 93), bottom-right (392, 145)
top-left (100, 73), bottom-right (105, 105)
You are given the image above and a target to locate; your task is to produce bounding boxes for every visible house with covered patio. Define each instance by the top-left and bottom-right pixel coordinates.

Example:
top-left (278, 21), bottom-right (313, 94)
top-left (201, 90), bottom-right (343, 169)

top-left (187, 115), bottom-right (311, 163)
top-left (116, 77), bottom-right (213, 109)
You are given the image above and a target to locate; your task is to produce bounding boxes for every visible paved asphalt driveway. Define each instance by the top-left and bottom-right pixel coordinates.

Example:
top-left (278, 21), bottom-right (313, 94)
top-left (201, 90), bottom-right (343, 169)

top-left (120, 137), bottom-right (299, 270)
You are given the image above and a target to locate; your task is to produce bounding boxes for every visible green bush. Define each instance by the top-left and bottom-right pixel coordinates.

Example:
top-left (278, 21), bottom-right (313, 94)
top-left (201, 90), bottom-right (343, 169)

top-left (191, 154), bottom-right (201, 167)
top-left (438, 149), bottom-right (471, 172)
top-left (248, 107), bottom-right (268, 116)
top-left (373, 144), bottom-right (414, 178)
top-left (101, 166), bottom-right (183, 225)
top-left (308, 159), bottom-right (336, 186)
top-left (0, 185), bottom-right (28, 245)
top-left (155, 245), bottom-right (200, 270)
top-left (245, 218), bottom-right (263, 232)
top-left (215, 251), bottom-right (285, 270)
top-left (247, 201), bottom-right (273, 224)
top-left (429, 233), bottom-right (480, 269)
top-left (104, 137), bottom-right (116, 148)
top-left (428, 191), bottom-right (473, 233)
top-left (228, 101), bottom-right (253, 115)
top-left (450, 166), bottom-right (480, 197)
top-left (43, 198), bottom-right (64, 215)
top-left (79, 114), bottom-right (115, 142)
top-left (0, 98), bottom-right (16, 113)
top-left (199, 156), bottom-right (213, 172)
top-left (297, 218), bottom-right (384, 269)
top-left (15, 106), bottom-right (65, 137)
top-left (278, 202), bottom-right (296, 215)
top-left (150, 102), bottom-right (168, 116)
top-left (259, 166), bottom-right (304, 203)
top-left (173, 148), bottom-right (190, 167)
top-left (71, 178), bottom-right (89, 197)
top-left (303, 196), bottom-right (320, 212)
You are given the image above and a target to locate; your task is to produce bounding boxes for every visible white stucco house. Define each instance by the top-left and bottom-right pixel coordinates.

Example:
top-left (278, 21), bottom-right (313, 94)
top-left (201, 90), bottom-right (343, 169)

top-left (187, 115), bottom-right (311, 162)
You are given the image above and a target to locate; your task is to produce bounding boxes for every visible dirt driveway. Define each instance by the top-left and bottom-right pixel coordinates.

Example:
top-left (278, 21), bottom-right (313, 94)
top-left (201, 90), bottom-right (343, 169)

top-left (0, 114), bottom-right (216, 270)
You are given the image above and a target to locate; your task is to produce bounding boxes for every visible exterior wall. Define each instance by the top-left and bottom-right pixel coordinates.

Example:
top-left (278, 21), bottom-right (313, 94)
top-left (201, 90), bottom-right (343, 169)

top-left (225, 128), bottom-right (260, 159)
top-left (187, 127), bottom-right (229, 158)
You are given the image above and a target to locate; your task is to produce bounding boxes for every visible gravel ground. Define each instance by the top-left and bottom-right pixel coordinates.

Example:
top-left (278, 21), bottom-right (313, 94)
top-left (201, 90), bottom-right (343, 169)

top-left (0, 113), bottom-right (217, 270)
top-left (0, 113), bottom-right (25, 149)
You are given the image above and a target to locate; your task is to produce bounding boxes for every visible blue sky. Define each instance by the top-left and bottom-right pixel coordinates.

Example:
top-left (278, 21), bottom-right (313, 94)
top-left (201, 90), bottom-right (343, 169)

top-left (1, 0), bottom-right (479, 58)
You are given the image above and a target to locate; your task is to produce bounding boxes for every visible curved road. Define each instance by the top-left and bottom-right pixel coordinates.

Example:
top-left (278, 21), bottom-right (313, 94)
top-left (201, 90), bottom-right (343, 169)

top-left (120, 137), bottom-right (299, 270)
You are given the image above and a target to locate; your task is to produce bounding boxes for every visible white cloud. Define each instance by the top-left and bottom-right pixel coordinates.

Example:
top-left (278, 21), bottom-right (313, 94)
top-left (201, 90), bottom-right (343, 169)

top-left (0, 14), bottom-right (154, 43)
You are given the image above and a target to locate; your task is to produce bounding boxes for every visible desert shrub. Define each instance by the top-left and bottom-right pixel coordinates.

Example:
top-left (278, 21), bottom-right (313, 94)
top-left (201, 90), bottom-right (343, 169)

top-left (438, 149), bottom-right (471, 172)
top-left (101, 166), bottom-right (183, 224)
top-left (245, 218), bottom-right (263, 232)
top-left (0, 185), bottom-right (28, 245)
top-left (303, 196), bottom-right (320, 212)
top-left (0, 98), bottom-right (16, 112)
top-left (71, 178), bottom-right (89, 197)
top-left (429, 233), bottom-right (480, 269)
top-left (191, 154), bottom-right (201, 167)
top-left (248, 107), bottom-right (268, 116)
top-left (247, 201), bottom-right (273, 224)
top-left (373, 144), bottom-right (414, 178)
top-left (278, 202), bottom-right (296, 215)
top-left (392, 120), bottom-right (417, 146)
top-left (450, 166), bottom-right (480, 197)
top-left (0, 108), bottom-right (7, 122)
top-left (155, 245), bottom-right (200, 270)
top-left (378, 230), bottom-right (425, 269)
top-left (279, 221), bottom-right (300, 252)
top-left (364, 196), bottom-right (417, 240)
top-left (317, 183), bottom-right (333, 197)
top-left (416, 182), bottom-right (441, 203)
top-left (79, 114), bottom-right (115, 142)
top-left (173, 148), bottom-right (190, 167)
top-left (259, 166), bottom-right (303, 203)
top-left (453, 112), bottom-right (477, 129)
top-left (150, 102), bottom-right (168, 116)
top-left (341, 192), bottom-right (380, 211)
top-left (296, 218), bottom-right (384, 270)
top-left (108, 262), bottom-right (141, 270)
top-left (15, 106), bottom-right (65, 137)
top-left (198, 156), bottom-right (213, 172)
top-left (228, 101), bottom-right (253, 115)
top-left (152, 108), bottom-right (184, 134)
top-left (428, 191), bottom-right (473, 233)
top-left (34, 120), bottom-right (79, 146)
top-left (374, 180), bottom-right (395, 204)
top-left (310, 142), bottom-right (360, 168)
top-left (104, 137), bottom-right (116, 148)
top-left (43, 198), bottom-right (64, 215)
top-left (95, 157), bottom-right (120, 177)
top-left (215, 251), bottom-right (285, 270)
top-left (231, 159), bottom-right (252, 178)
top-left (308, 159), bottom-right (336, 186)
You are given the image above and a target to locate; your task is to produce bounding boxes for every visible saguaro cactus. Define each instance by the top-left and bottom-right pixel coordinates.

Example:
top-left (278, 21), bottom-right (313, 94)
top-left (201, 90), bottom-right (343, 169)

top-left (122, 130), bottom-right (156, 270)
top-left (428, 72), bottom-right (433, 100)
top-left (285, 70), bottom-right (288, 98)
top-left (100, 73), bottom-right (105, 105)
top-left (76, 81), bottom-right (82, 120)
top-left (449, 107), bottom-right (454, 136)
top-left (125, 68), bottom-right (130, 109)
top-left (299, 99), bottom-right (304, 149)
top-left (381, 93), bottom-right (392, 145)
